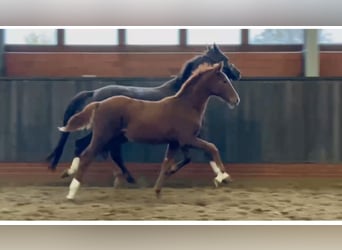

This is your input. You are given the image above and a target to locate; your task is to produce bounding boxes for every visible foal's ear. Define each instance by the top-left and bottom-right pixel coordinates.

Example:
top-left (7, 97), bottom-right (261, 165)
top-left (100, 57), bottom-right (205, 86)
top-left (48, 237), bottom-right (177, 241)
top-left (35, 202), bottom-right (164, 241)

top-left (214, 61), bottom-right (224, 71)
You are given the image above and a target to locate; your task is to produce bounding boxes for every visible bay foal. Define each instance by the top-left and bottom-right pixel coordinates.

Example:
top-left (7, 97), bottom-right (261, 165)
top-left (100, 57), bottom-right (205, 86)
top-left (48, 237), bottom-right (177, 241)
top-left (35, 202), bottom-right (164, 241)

top-left (59, 62), bottom-right (240, 200)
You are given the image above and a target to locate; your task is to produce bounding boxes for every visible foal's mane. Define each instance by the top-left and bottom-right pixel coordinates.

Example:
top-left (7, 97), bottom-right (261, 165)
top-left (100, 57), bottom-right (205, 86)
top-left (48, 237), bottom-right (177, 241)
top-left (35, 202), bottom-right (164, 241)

top-left (176, 63), bottom-right (216, 95)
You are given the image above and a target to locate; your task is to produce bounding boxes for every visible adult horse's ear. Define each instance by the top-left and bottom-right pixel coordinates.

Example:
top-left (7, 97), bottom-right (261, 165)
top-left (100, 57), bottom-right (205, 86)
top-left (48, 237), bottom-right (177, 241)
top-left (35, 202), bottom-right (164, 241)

top-left (213, 43), bottom-right (219, 51)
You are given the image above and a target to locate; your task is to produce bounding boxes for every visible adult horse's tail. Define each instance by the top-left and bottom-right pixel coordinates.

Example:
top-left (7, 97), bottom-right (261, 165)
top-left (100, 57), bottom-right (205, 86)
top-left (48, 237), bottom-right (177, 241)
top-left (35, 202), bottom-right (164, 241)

top-left (59, 102), bottom-right (100, 133)
top-left (46, 91), bottom-right (94, 170)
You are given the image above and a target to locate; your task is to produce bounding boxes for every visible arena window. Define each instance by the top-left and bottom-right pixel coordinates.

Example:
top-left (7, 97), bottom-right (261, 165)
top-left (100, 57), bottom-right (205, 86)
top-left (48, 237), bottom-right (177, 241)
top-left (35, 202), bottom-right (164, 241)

top-left (64, 29), bottom-right (119, 45)
top-left (319, 29), bottom-right (342, 44)
top-left (5, 29), bottom-right (57, 45)
top-left (186, 29), bottom-right (241, 45)
top-left (248, 29), bottom-right (304, 45)
top-left (125, 29), bottom-right (179, 45)
top-left (2, 28), bottom-right (307, 52)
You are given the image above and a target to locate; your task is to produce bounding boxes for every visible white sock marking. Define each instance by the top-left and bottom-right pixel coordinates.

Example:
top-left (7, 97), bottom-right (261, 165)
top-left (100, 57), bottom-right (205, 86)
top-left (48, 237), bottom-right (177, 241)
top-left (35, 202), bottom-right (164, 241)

top-left (215, 172), bottom-right (231, 183)
top-left (210, 161), bottom-right (231, 183)
top-left (215, 172), bottom-right (224, 183)
top-left (221, 172), bottom-right (230, 180)
top-left (66, 178), bottom-right (81, 200)
top-left (58, 126), bottom-right (66, 132)
top-left (209, 161), bottom-right (220, 175)
top-left (67, 157), bottom-right (80, 175)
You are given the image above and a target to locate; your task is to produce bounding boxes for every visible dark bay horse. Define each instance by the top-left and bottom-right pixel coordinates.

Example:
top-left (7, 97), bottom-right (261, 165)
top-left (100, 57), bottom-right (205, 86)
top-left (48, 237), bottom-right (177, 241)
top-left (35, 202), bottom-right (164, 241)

top-left (59, 62), bottom-right (240, 200)
top-left (47, 44), bottom-right (241, 185)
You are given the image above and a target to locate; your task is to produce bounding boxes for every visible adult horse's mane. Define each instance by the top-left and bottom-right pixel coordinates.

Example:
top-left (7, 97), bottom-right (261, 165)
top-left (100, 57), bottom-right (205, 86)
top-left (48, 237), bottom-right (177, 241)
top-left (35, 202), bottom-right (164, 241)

top-left (176, 63), bottom-right (216, 95)
top-left (169, 50), bottom-right (215, 91)
top-left (177, 55), bottom-right (202, 81)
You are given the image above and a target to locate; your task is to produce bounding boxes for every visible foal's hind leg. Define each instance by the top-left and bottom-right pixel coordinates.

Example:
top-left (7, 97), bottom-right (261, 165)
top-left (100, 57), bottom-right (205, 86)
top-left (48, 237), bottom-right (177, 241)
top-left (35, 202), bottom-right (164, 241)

top-left (187, 138), bottom-right (232, 187)
top-left (154, 142), bottom-right (179, 198)
top-left (109, 143), bottom-right (136, 188)
top-left (66, 132), bottom-right (111, 200)
top-left (61, 133), bottom-right (92, 178)
top-left (66, 147), bottom-right (96, 200)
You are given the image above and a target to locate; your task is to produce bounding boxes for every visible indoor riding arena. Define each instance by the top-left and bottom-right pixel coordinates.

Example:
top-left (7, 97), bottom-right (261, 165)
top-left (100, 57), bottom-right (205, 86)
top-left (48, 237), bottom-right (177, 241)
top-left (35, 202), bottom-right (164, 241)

top-left (1, 28), bottom-right (342, 220)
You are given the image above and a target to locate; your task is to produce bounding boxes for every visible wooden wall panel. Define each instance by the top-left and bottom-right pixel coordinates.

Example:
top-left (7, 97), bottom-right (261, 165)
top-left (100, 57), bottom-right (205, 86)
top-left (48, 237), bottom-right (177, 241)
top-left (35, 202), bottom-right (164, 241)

top-left (5, 51), bottom-right (342, 78)
top-left (1, 163), bottom-right (342, 186)
top-left (1, 78), bottom-right (342, 164)
top-left (320, 52), bottom-right (342, 77)
top-left (229, 52), bottom-right (303, 77)
top-left (5, 52), bottom-right (304, 77)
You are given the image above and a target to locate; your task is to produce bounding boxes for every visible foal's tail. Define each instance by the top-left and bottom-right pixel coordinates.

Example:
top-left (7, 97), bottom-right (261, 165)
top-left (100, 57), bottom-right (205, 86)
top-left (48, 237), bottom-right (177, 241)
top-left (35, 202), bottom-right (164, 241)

top-left (58, 102), bottom-right (100, 132)
top-left (46, 90), bottom-right (94, 170)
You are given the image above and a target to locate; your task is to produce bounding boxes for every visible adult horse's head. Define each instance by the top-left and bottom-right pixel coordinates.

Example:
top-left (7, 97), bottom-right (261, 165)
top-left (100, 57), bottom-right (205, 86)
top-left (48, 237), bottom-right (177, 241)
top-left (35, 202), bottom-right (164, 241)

top-left (179, 43), bottom-right (241, 84)
top-left (205, 44), bottom-right (241, 81)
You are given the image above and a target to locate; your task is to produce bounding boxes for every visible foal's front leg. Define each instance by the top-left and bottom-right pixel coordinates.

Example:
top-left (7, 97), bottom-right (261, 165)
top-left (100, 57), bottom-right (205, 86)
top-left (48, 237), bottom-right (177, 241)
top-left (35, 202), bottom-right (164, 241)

top-left (187, 137), bottom-right (232, 187)
top-left (165, 148), bottom-right (225, 188)
top-left (154, 142), bottom-right (179, 198)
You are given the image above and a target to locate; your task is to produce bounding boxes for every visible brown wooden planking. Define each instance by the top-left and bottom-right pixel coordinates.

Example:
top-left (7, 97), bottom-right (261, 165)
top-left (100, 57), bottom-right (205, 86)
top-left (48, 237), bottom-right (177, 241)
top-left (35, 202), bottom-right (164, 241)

top-left (5, 52), bottom-right (304, 77)
top-left (7, 52), bottom-right (342, 78)
top-left (0, 163), bottom-right (342, 186)
top-left (320, 52), bottom-right (342, 77)
top-left (229, 52), bottom-right (303, 77)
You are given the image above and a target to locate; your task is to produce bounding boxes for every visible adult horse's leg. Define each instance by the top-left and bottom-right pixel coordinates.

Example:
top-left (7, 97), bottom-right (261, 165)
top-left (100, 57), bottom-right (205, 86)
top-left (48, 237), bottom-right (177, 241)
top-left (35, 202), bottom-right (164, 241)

top-left (165, 147), bottom-right (191, 176)
top-left (187, 137), bottom-right (232, 187)
top-left (75, 133), bottom-right (92, 155)
top-left (61, 133), bottom-right (92, 178)
top-left (46, 90), bottom-right (94, 170)
top-left (109, 142), bottom-right (136, 188)
top-left (154, 142), bottom-right (179, 198)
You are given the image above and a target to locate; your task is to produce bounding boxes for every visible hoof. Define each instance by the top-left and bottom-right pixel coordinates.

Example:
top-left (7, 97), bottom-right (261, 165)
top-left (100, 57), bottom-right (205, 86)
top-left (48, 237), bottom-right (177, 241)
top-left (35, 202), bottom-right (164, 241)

top-left (165, 169), bottom-right (175, 176)
top-left (113, 177), bottom-right (122, 189)
top-left (222, 172), bottom-right (233, 183)
top-left (66, 195), bottom-right (75, 201)
top-left (61, 170), bottom-right (70, 179)
top-left (213, 172), bottom-right (232, 187)
top-left (155, 189), bottom-right (162, 199)
top-left (166, 165), bottom-right (178, 176)
top-left (213, 178), bottom-right (220, 188)
top-left (126, 175), bottom-right (136, 184)
top-left (222, 177), bottom-right (233, 184)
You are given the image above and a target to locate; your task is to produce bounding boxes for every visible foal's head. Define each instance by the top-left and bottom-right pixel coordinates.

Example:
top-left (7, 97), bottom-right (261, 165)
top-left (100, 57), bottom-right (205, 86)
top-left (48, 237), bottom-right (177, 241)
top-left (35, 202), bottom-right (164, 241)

top-left (191, 62), bottom-right (240, 109)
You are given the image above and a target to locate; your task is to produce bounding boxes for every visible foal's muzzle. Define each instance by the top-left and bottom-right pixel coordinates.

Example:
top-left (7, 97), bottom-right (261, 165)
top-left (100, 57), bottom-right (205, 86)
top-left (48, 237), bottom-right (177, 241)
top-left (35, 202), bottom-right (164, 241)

top-left (228, 96), bottom-right (240, 109)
